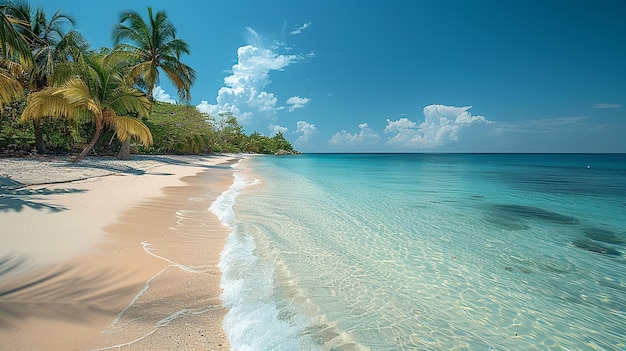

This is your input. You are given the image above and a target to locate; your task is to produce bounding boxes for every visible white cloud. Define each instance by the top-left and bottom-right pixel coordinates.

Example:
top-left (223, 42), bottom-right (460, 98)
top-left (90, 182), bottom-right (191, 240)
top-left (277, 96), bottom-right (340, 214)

top-left (593, 103), bottom-right (621, 109)
top-left (329, 123), bottom-right (381, 146)
top-left (195, 31), bottom-right (302, 126)
top-left (290, 22), bottom-right (311, 35)
top-left (384, 105), bottom-right (490, 148)
top-left (270, 124), bottom-right (288, 136)
top-left (294, 121), bottom-right (318, 143)
top-left (286, 96), bottom-right (311, 112)
top-left (491, 116), bottom-right (595, 134)
top-left (196, 100), bottom-right (249, 121)
top-left (249, 91), bottom-right (279, 112)
top-left (153, 86), bottom-right (176, 104)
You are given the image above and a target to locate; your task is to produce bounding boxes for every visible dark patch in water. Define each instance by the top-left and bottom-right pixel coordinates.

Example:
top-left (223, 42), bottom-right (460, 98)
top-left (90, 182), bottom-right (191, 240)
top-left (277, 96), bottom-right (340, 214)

top-left (503, 266), bottom-right (531, 273)
top-left (572, 239), bottom-right (622, 256)
top-left (491, 204), bottom-right (580, 225)
top-left (598, 278), bottom-right (626, 292)
top-left (583, 227), bottom-right (625, 244)
top-left (538, 261), bottom-right (573, 274)
top-left (483, 214), bottom-right (530, 230)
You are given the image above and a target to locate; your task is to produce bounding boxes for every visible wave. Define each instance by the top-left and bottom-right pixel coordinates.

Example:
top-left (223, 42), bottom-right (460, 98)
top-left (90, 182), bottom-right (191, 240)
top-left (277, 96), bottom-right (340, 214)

top-left (211, 160), bottom-right (316, 351)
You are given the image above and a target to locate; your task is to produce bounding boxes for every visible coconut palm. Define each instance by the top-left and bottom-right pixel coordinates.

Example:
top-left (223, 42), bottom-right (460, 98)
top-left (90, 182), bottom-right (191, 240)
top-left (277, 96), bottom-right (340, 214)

top-left (0, 1), bottom-right (31, 108)
top-left (21, 51), bottom-right (153, 162)
top-left (112, 6), bottom-right (196, 159)
top-left (7, 1), bottom-right (87, 153)
top-left (0, 1), bottom-right (32, 63)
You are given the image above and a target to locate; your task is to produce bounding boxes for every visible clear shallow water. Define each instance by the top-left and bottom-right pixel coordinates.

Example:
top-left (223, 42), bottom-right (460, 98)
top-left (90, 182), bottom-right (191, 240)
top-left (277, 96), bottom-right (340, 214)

top-left (212, 154), bottom-right (626, 351)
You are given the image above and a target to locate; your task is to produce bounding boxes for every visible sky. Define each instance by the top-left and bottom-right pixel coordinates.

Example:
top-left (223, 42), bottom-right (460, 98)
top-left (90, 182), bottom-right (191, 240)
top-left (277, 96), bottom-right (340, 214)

top-left (41, 0), bottom-right (626, 153)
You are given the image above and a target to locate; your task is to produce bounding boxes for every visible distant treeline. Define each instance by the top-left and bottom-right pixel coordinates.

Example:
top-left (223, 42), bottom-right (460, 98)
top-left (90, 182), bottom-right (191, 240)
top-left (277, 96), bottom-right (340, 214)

top-left (0, 101), bottom-right (296, 156)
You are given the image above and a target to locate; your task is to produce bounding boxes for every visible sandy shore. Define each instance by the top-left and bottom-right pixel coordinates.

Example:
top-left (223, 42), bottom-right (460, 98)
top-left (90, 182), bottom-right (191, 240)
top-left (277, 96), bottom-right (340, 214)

top-left (0, 154), bottom-right (240, 350)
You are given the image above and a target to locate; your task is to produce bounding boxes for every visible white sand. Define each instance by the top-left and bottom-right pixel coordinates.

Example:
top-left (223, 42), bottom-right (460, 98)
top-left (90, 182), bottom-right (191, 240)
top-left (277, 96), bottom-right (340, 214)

top-left (0, 154), bottom-right (240, 350)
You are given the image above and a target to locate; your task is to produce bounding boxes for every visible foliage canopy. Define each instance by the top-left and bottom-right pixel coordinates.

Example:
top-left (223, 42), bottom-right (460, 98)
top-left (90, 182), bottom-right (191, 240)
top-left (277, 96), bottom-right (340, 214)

top-left (0, 1), bottom-right (296, 158)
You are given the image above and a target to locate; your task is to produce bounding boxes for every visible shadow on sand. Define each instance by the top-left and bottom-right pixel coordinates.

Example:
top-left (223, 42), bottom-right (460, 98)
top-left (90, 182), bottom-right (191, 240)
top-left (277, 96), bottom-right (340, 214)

top-left (0, 177), bottom-right (87, 213)
top-left (0, 255), bottom-right (138, 328)
top-left (59, 154), bottom-right (240, 176)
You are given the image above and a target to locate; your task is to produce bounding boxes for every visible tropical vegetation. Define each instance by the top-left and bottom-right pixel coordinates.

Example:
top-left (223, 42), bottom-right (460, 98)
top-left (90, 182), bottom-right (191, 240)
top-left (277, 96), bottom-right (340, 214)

top-left (0, 1), bottom-right (296, 160)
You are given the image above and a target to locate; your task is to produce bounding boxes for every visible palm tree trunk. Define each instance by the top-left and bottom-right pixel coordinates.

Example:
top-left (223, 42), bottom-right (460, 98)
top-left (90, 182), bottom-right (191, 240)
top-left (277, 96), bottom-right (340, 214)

top-left (116, 138), bottom-right (131, 160)
top-left (73, 125), bottom-right (102, 162)
top-left (33, 119), bottom-right (46, 154)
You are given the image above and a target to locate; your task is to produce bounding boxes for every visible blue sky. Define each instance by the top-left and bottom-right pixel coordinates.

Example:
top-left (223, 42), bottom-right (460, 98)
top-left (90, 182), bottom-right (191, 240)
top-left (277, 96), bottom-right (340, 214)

top-left (42, 0), bottom-right (625, 152)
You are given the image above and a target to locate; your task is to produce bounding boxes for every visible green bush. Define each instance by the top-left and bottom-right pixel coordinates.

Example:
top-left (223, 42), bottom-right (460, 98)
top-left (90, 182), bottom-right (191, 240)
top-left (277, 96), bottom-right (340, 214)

top-left (0, 101), bottom-right (296, 156)
top-left (0, 101), bottom-right (35, 154)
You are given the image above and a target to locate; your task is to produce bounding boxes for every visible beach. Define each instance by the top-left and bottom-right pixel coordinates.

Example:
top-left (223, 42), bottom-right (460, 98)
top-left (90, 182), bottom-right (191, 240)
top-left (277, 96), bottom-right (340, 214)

top-left (0, 154), bottom-right (238, 350)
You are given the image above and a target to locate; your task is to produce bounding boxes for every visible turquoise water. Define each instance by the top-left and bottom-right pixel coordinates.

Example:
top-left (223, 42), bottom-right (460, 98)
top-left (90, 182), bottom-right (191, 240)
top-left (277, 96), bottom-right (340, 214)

top-left (212, 154), bottom-right (626, 351)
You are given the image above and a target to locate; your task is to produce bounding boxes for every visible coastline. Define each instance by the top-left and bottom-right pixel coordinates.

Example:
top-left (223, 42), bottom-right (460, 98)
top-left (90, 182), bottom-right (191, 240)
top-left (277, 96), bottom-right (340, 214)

top-left (0, 154), bottom-right (239, 350)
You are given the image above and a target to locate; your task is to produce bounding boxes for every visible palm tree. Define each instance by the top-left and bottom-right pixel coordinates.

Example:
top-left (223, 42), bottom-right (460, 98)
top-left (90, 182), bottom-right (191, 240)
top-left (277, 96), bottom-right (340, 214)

top-left (21, 51), bottom-right (153, 162)
top-left (7, 1), bottom-right (87, 153)
top-left (0, 1), bottom-right (31, 108)
top-left (0, 1), bottom-right (32, 63)
top-left (112, 6), bottom-right (196, 159)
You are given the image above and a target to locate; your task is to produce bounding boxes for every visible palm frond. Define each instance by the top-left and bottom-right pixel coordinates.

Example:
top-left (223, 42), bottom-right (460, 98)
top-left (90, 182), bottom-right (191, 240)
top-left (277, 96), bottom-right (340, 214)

top-left (112, 114), bottom-right (153, 145)
top-left (0, 68), bottom-right (24, 107)
top-left (55, 77), bottom-right (96, 108)
top-left (161, 38), bottom-right (190, 57)
top-left (0, 5), bottom-right (33, 65)
top-left (112, 10), bottom-right (150, 48)
top-left (108, 86), bottom-right (151, 117)
top-left (130, 60), bottom-right (159, 95)
top-left (161, 60), bottom-right (196, 102)
top-left (20, 87), bottom-right (84, 122)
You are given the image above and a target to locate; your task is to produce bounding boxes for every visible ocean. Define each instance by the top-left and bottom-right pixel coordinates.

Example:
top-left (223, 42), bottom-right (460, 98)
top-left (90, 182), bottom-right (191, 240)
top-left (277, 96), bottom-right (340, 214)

top-left (210, 153), bottom-right (626, 351)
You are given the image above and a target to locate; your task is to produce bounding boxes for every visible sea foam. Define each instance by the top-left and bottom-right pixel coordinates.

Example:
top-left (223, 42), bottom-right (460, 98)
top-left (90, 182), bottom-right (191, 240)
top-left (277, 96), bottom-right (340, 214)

top-left (211, 160), bottom-right (315, 351)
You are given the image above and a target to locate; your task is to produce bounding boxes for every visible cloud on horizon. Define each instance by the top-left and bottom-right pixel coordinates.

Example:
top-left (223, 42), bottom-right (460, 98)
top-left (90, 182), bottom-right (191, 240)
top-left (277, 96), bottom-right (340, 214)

top-left (593, 103), bottom-right (621, 109)
top-left (490, 116), bottom-right (599, 134)
top-left (196, 28), bottom-right (303, 126)
top-left (329, 123), bottom-right (381, 146)
top-left (385, 105), bottom-right (490, 147)
top-left (329, 105), bottom-right (491, 149)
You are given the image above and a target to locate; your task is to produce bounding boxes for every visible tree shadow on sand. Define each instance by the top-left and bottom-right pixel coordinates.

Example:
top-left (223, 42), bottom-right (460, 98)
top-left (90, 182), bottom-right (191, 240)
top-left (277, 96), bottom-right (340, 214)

top-left (0, 255), bottom-right (139, 328)
top-left (59, 155), bottom-right (240, 176)
top-left (0, 177), bottom-right (87, 213)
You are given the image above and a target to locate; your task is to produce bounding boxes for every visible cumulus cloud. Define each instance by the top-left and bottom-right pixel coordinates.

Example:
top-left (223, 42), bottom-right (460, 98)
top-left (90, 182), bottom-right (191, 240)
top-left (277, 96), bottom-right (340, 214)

top-left (153, 86), bottom-right (176, 104)
top-left (294, 121), bottom-right (318, 143)
top-left (286, 96), bottom-right (311, 112)
top-left (290, 22), bottom-right (311, 35)
top-left (195, 30), bottom-right (302, 126)
top-left (593, 103), bottom-right (621, 109)
top-left (385, 105), bottom-right (490, 148)
top-left (327, 105), bottom-right (490, 149)
top-left (270, 124), bottom-right (288, 136)
top-left (329, 123), bottom-right (381, 146)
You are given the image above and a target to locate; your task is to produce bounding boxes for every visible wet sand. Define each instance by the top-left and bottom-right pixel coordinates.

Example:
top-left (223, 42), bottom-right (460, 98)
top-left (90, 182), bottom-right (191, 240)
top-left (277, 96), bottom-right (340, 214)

top-left (0, 155), bottom-right (239, 350)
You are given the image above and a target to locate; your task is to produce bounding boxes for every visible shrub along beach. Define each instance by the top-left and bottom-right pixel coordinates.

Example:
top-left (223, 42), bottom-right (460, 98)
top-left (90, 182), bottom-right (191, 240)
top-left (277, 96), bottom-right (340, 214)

top-left (0, 1), bottom-right (292, 349)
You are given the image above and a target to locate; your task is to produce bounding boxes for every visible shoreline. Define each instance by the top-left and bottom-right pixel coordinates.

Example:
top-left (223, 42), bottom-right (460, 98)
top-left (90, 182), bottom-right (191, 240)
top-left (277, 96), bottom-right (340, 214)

top-left (0, 154), bottom-right (239, 350)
